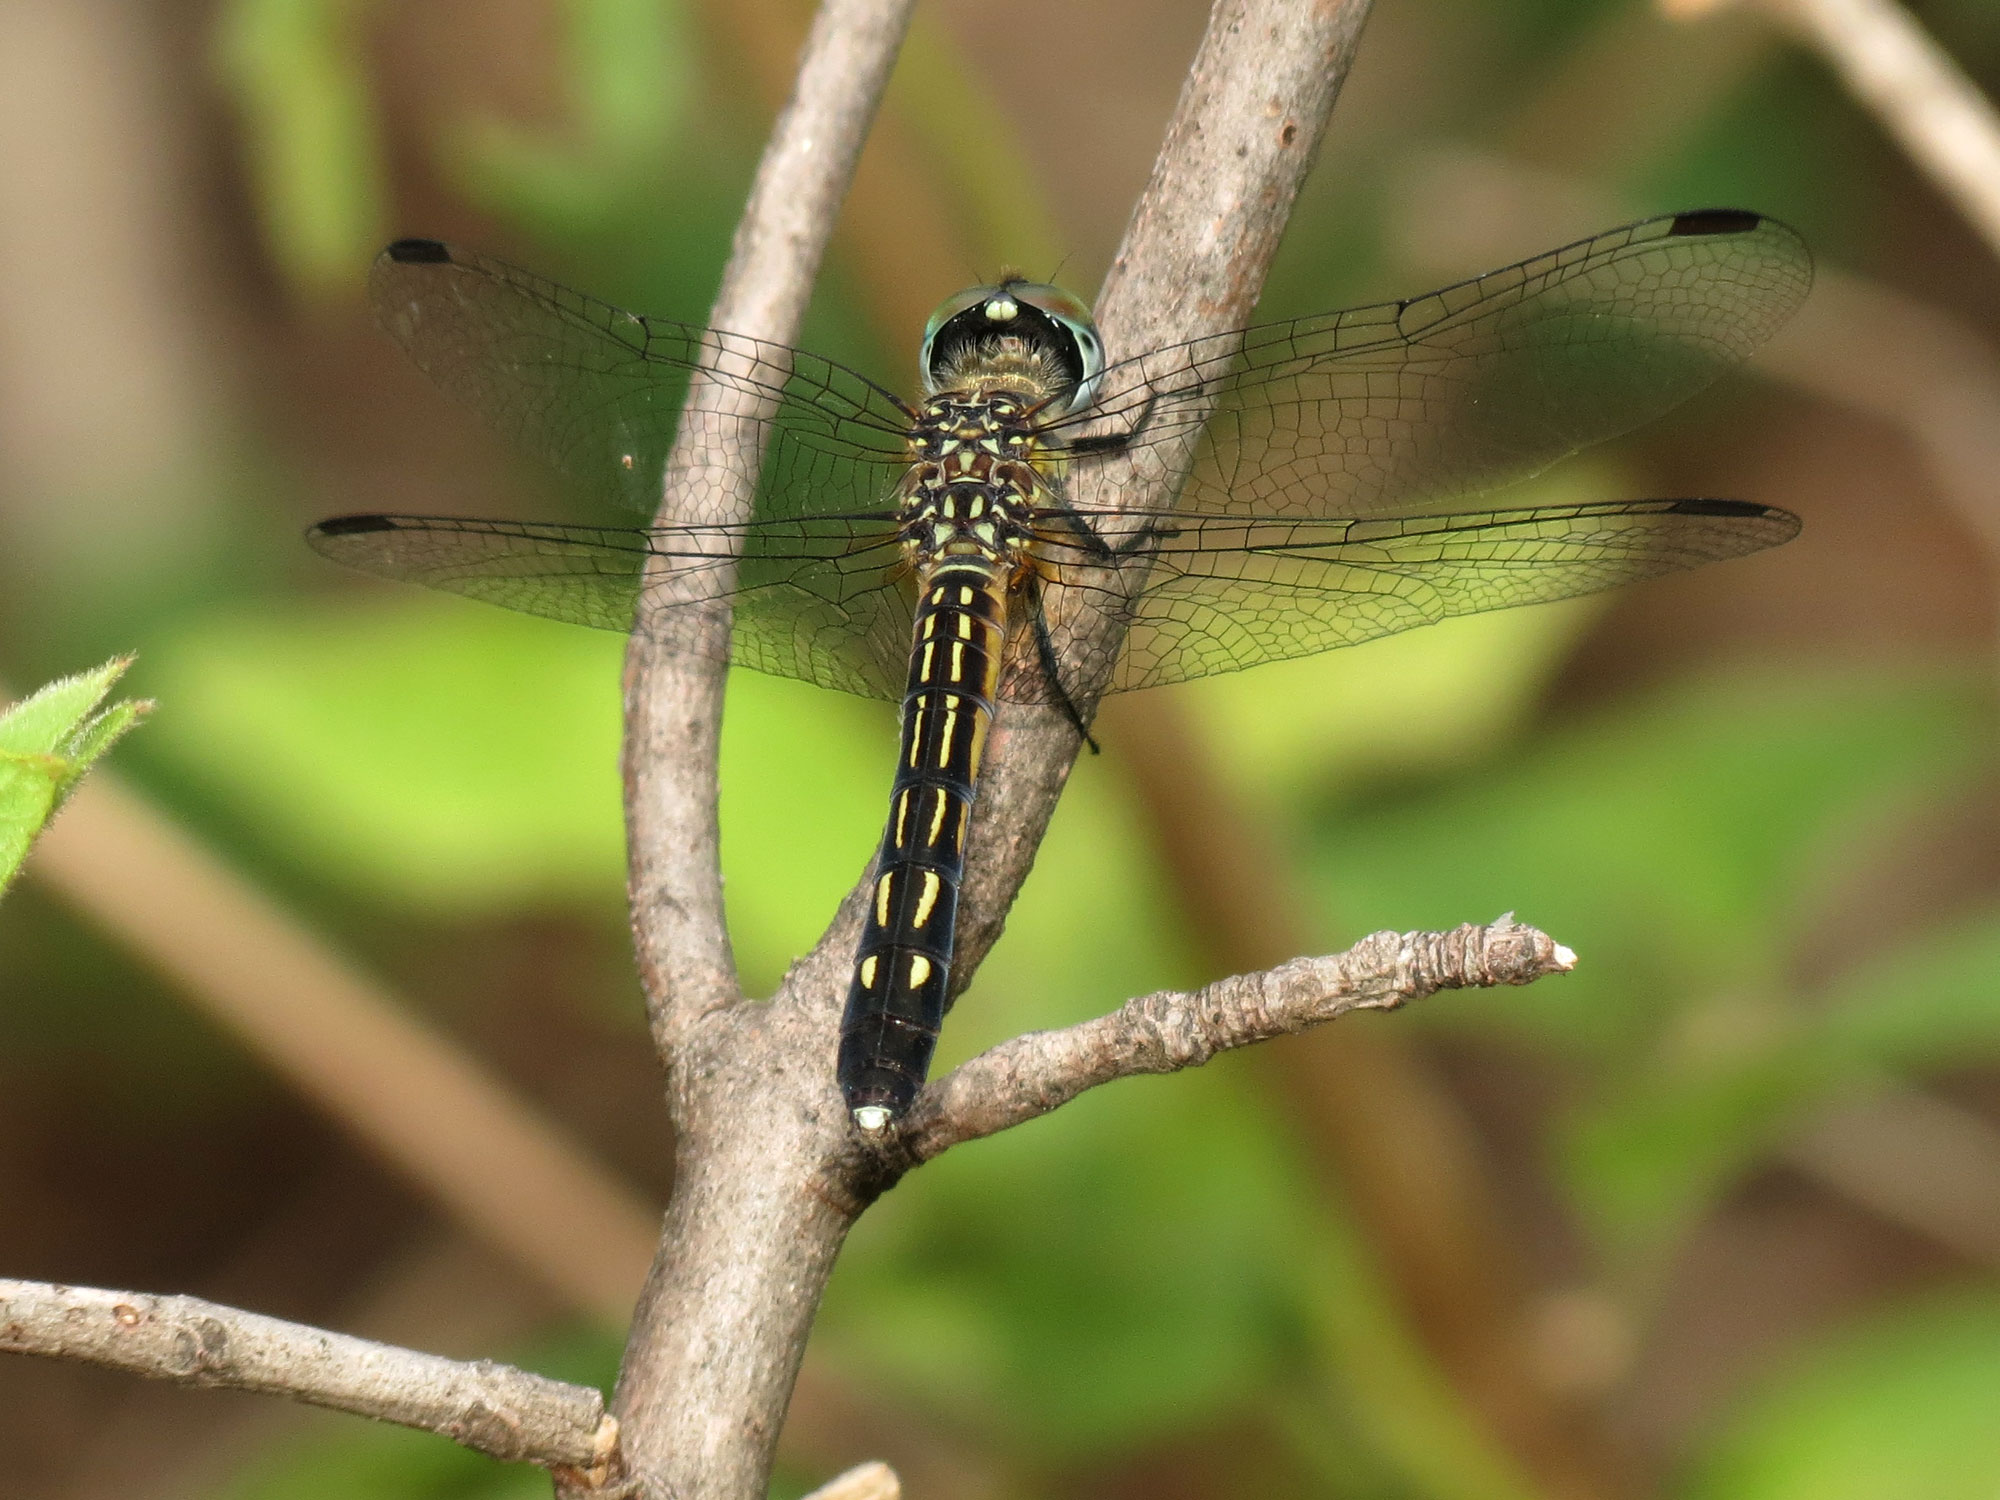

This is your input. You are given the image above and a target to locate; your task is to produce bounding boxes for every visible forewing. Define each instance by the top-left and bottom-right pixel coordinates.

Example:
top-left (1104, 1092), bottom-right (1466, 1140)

top-left (1025, 498), bottom-right (1799, 693)
top-left (308, 513), bottom-right (916, 700)
top-left (1048, 211), bottom-right (1812, 521)
top-left (369, 240), bottom-right (916, 524)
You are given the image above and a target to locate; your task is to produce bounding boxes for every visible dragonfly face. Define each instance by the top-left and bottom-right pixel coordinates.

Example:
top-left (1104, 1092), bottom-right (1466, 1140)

top-left (920, 279), bottom-right (1106, 416)
top-left (311, 210), bottom-right (1812, 1130)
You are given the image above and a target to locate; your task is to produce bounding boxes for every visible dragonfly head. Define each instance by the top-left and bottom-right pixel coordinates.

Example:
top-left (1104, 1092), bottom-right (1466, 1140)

top-left (921, 280), bottom-right (1104, 416)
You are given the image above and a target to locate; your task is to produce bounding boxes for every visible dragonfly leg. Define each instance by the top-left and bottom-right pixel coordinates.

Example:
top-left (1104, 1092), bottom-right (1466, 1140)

top-left (1062, 387), bottom-right (1160, 457)
top-left (1024, 573), bottom-right (1100, 754)
top-left (1041, 495), bottom-right (1176, 561)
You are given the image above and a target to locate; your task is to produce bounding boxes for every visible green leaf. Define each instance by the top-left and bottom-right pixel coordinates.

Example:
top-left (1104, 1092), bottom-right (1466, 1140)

top-left (1567, 909), bottom-right (2000, 1263)
top-left (214, 0), bottom-right (387, 297)
top-left (1296, 665), bottom-right (1990, 1271)
top-left (1682, 1290), bottom-right (2000, 1500)
top-left (0, 657), bottom-right (150, 897)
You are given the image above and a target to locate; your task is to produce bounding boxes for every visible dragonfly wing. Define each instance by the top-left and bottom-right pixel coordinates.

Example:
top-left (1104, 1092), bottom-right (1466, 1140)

top-left (309, 513), bottom-right (916, 700)
top-left (369, 240), bottom-right (915, 523)
top-left (1049, 211), bottom-right (1811, 521)
top-left (1026, 498), bottom-right (1799, 693)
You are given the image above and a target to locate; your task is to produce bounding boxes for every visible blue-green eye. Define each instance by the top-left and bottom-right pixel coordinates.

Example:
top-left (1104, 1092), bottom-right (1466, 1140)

top-left (920, 280), bottom-right (1105, 413)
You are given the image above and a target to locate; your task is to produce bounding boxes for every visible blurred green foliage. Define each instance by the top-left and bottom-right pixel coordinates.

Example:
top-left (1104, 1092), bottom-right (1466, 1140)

top-left (1684, 1290), bottom-right (2000, 1500)
top-left (7, 0), bottom-right (2000, 1496)
top-left (1316, 667), bottom-right (1992, 1272)
top-left (215, 0), bottom-right (389, 297)
top-left (446, 0), bottom-right (699, 239)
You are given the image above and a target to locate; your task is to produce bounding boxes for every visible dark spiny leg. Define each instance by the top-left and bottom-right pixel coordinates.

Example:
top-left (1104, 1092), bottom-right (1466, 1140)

top-left (1062, 388), bottom-right (1162, 456)
top-left (1110, 514), bottom-right (1177, 556)
top-left (1024, 574), bottom-right (1099, 755)
top-left (1039, 496), bottom-right (1178, 563)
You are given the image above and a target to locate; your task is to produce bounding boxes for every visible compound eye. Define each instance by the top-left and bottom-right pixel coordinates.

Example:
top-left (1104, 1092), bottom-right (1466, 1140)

top-left (920, 280), bottom-right (1106, 411)
top-left (1006, 283), bottom-right (1106, 414)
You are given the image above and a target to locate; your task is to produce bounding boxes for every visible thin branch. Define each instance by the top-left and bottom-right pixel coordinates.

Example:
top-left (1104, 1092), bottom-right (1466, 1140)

top-left (948, 0), bottom-right (1374, 985)
top-left (607, 12), bottom-right (1376, 1492)
top-left (902, 918), bottom-right (1574, 1158)
top-left (623, 0), bottom-right (919, 1042)
top-left (0, 1279), bottom-right (615, 1475)
top-left (23, 772), bottom-right (660, 1323)
top-left (1782, 1082), bottom-right (2000, 1268)
top-left (1668, 0), bottom-right (2000, 264)
top-left (800, 1461), bottom-right (902, 1500)
top-left (611, 2), bottom-right (919, 1493)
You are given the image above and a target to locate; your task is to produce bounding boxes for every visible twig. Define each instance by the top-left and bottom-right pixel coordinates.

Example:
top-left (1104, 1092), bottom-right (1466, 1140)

top-left (1668, 0), bottom-right (2000, 263)
top-left (902, 918), bottom-right (1572, 1157)
top-left (23, 771), bottom-right (660, 1323)
top-left (0, 1280), bottom-right (615, 1475)
top-left (1782, 1083), bottom-right (2000, 1268)
top-left (623, 0), bottom-right (919, 1044)
top-left (945, 0), bottom-right (1376, 1009)
top-left (607, 10), bottom-right (1390, 1499)
top-left (800, 1461), bottom-right (902, 1500)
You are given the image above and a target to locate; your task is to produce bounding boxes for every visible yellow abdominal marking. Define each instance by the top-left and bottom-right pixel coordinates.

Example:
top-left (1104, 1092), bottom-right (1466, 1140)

top-left (956, 614), bottom-right (974, 640)
top-left (965, 714), bottom-right (991, 779)
top-left (908, 955), bottom-right (932, 988)
top-left (926, 788), bottom-right (949, 846)
top-left (894, 790), bottom-right (911, 847)
top-left (860, 955), bottom-right (879, 988)
top-left (937, 706), bottom-right (959, 768)
top-left (875, 872), bottom-right (893, 928)
top-left (912, 870), bottom-right (941, 928)
top-left (949, 641), bottom-right (965, 683)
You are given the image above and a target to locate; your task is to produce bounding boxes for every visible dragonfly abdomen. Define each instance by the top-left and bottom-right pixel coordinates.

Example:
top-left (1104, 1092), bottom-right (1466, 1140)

top-left (838, 559), bottom-right (1009, 1129)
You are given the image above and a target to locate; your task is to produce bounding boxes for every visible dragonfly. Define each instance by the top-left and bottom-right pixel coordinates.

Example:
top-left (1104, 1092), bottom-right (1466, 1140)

top-left (311, 209), bottom-right (1811, 1131)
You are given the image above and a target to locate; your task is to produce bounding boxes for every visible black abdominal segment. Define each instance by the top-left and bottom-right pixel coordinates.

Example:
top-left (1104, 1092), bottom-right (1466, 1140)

top-left (836, 563), bottom-right (1007, 1121)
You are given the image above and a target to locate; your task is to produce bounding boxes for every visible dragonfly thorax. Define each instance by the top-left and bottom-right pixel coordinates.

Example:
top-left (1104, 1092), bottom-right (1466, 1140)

top-left (909, 391), bottom-right (1038, 458)
top-left (899, 394), bottom-right (1045, 573)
